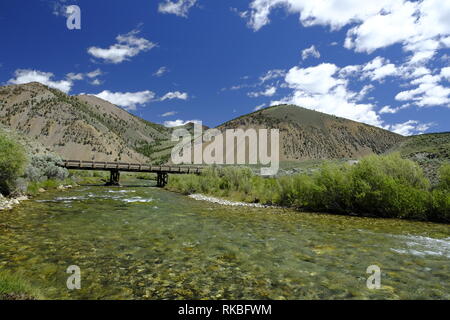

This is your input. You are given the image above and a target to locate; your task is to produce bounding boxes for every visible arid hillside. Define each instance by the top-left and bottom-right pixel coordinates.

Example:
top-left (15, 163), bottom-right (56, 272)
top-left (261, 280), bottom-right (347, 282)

top-left (0, 82), bottom-right (172, 163)
top-left (217, 105), bottom-right (406, 161)
top-left (0, 84), bottom-right (412, 165)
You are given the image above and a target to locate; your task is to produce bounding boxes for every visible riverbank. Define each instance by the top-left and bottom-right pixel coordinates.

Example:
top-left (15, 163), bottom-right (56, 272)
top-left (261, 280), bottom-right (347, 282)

top-left (166, 154), bottom-right (450, 223)
top-left (0, 183), bottom-right (76, 211)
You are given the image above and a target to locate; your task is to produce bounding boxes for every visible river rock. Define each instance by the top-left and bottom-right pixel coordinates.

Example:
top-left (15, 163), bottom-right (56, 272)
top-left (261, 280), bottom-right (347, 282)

top-left (38, 188), bottom-right (46, 193)
top-left (189, 194), bottom-right (274, 208)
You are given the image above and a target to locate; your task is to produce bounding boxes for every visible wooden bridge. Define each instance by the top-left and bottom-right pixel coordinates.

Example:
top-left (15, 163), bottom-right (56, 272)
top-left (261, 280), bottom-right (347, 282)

top-left (60, 160), bottom-right (203, 187)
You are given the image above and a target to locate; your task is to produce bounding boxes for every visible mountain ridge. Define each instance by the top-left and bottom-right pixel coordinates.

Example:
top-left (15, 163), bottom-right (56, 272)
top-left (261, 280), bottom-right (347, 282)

top-left (1, 82), bottom-right (442, 167)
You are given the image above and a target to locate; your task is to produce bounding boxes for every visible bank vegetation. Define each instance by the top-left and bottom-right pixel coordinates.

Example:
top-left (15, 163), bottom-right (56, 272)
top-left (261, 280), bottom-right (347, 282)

top-left (167, 154), bottom-right (450, 223)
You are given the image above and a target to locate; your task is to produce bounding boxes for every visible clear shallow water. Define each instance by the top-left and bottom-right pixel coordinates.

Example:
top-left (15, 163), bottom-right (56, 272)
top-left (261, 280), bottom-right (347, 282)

top-left (0, 182), bottom-right (449, 300)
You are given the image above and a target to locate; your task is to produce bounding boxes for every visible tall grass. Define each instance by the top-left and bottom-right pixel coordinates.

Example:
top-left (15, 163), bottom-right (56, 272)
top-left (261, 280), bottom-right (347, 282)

top-left (166, 154), bottom-right (450, 222)
top-left (0, 270), bottom-right (42, 300)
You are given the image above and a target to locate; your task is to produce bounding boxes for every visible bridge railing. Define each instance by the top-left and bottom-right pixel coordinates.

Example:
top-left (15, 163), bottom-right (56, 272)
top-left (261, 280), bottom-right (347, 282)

top-left (61, 160), bottom-right (203, 174)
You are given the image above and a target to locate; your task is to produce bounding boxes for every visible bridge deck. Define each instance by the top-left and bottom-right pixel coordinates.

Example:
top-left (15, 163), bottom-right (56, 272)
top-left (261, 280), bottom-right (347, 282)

top-left (61, 160), bottom-right (203, 175)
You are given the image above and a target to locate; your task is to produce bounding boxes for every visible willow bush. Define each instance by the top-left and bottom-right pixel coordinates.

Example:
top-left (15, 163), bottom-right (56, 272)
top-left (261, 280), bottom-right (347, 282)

top-left (0, 133), bottom-right (27, 195)
top-left (167, 154), bottom-right (450, 222)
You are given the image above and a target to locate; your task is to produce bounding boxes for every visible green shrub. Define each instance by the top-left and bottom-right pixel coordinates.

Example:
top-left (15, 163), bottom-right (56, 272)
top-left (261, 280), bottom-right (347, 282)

top-left (438, 163), bottom-right (450, 190)
top-left (311, 163), bottom-right (353, 213)
top-left (0, 133), bottom-right (27, 195)
top-left (165, 154), bottom-right (446, 222)
top-left (290, 174), bottom-right (320, 209)
top-left (348, 154), bottom-right (430, 219)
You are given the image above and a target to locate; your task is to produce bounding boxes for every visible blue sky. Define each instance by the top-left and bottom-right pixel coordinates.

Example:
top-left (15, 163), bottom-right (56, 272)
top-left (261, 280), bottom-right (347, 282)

top-left (1, 0), bottom-right (449, 135)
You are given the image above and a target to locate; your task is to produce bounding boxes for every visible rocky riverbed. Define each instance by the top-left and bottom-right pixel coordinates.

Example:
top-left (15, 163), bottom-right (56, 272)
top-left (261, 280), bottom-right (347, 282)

top-left (1, 184), bottom-right (449, 299)
top-left (0, 194), bottom-right (29, 211)
top-left (188, 194), bottom-right (276, 208)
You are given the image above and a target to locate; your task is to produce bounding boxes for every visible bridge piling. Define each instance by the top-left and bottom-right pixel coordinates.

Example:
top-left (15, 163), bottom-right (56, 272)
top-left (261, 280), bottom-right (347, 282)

top-left (156, 172), bottom-right (168, 188)
top-left (106, 169), bottom-right (121, 186)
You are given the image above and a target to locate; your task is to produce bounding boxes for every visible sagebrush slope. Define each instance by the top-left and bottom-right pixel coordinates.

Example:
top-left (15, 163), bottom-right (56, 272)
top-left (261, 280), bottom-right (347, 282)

top-left (0, 82), bottom-right (172, 163)
top-left (217, 105), bottom-right (405, 161)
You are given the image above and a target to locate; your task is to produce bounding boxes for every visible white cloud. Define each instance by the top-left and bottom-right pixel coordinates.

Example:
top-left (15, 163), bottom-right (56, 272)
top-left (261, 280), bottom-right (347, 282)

top-left (242, 1), bottom-right (450, 133)
top-left (8, 69), bottom-right (73, 93)
top-left (246, 0), bottom-right (450, 66)
top-left (248, 86), bottom-right (277, 98)
top-left (301, 45), bottom-right (320, 60)
top-left (153, 66), bottom-right (168, 77)
top-left (361, 57), bottom-right (398, 81)
top-left (158, 0), bottom-right (197, 17)
top-left (441, 67), bottom-right (450, 80)
top-left (94, 90), bottom-right (155, 110)
top-left (379, 105), bottom-right (400, 114)
top-left (344, 1), bottom-right (418, 54)
top-left (86, 69), bottom-right (103, 78)
top-left (259, 69), bottom-right (286, 83)
top-left (355, 84), bottom-right (374, 101)
top-left (164, 119), bottom-right (201, 127)
top-left (285, 63), bottom-right (343, 94)
top-left (409, 66), bottom-right (431, 78)
top-left (87, 30), bottom-right (156, 64)
top-left (387, 120), bottom-right (434, 136)
top-left (273, 63), bottom-right (383, 126)
top-left (160, 91), bottom-right (189, 101)
top-left (395, 72), bottom-right (450, 106)
top-left (161, 111), bottom-right (177, 117)
top-left (247, 0), bottom-right (397, 32)
top-left (90, 79), bottom-right (102, 86)
top-left (253, 103), bottom-right (266, 111)
top-left (66, 72), bottom-right (84, 81)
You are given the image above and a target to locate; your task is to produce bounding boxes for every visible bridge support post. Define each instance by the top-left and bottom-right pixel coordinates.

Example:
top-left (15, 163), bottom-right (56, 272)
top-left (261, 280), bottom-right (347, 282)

top-left (156, 172), bottom-right (168, 187)
top-left (106, 169), bottom-right (120, 186)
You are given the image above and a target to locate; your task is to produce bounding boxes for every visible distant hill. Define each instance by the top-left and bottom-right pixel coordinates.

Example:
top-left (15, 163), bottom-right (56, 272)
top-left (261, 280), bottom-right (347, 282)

top-left (387, 132), bottom-right (450, 184)
top-left (4, 83), bottom-right (445, 172)
top-left (217, 105), bottom-right (405, 161)
top-left (0, 82), bottom-right (173, 163)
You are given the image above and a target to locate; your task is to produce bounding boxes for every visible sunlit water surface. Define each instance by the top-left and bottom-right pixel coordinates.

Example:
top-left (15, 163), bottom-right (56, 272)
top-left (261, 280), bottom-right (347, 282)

top-left (0, 182), bottom-right (449, 299)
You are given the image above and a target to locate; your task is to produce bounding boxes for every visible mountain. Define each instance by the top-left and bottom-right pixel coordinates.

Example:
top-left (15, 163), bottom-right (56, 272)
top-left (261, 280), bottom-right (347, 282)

top-left (0, 83), bottom-right (416, 166)
top-left (0, 82), bottom-right (173, 163)
top-left (217, 105), bottom-right (405, 161)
